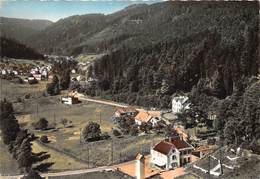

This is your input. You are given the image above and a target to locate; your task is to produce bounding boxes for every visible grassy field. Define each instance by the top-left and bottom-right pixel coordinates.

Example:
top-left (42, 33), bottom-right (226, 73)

top-left (0, 79), bottom-right (48, 102)
top-left (32, 141), bottom-right (88, 171)
top-left (47, 133), bottom-right (164, 167)
top-left (75, 54), bottom-right (105, 63)
top-left (1, 80), bottom-right (164, 174)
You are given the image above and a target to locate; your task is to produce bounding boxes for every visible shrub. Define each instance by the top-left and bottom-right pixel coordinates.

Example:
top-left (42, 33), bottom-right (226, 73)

top-left (40, 135), bottom-right (49, 143)
top-left (60, 118), bottom-right (68, 127)
top-left (102, 132), bottom-right (110, 140)
top-left (33, 118), bottom-right (49, 130)
top-left (24, 94), bottom-right (31, 99)
top-left (16, 97), bottom-right (22, 103)
top-left (82, 122), bottom-right (101, 142)
top-left (129, 125), bottom-right (139, 136)
top-left (113, 129), bottom-right (121, 137)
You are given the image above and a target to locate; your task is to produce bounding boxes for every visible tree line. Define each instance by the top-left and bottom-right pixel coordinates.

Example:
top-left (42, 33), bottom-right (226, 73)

top-left (0, 99), bottom-right (53, 179)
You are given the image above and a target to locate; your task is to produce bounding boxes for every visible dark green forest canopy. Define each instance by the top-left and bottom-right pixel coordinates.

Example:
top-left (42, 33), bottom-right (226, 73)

top-left (0, 37), bottom-right (44, 60)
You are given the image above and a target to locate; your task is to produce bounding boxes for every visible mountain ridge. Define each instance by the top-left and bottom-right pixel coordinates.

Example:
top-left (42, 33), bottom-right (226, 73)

top-left (0, 17), bottom-right (53, 43)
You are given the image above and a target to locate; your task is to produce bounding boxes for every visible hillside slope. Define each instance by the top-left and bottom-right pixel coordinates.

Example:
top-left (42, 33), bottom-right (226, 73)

top-left (0, 17), bottom-right (52, 43)
top-left (0, 37), bottom-right (44, 60)
top-left (25, 1), bottom-right (258, 57)
top-left (85, 1), bottom-right (259, 108)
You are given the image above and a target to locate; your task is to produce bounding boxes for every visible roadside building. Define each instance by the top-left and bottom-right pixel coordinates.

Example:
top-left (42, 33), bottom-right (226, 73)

top-left (114, 107), bottom-right (138, 118)
top-left (151, 137), bottom-right (194, 170)
top-left (27, 76), bottom-right (38, 84)
top-left (12, 70), bottom-right (18, 75)
top-left (61, 96), bottom-right (79, 105)
top-left (134, 111), bottom-right (161, 126)
top-left (172, 96), bottom-right (190, 114)
top-left (30, 67), bottom-right (40, 75)
top-left (1, 69), bottom-right (7, 75)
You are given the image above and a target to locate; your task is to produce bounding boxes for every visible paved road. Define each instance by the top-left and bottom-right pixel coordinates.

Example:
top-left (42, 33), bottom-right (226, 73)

top-left (76, 93), bottom-right (156, 112)
top-left (0, 160), bottom-right (136, 179)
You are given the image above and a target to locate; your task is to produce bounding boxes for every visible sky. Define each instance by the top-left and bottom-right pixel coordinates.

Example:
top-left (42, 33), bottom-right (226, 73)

top-left (0, 0), bottom-right (163, 22)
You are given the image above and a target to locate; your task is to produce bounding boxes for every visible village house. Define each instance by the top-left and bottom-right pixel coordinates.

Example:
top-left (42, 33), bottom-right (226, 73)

top-left (151, 137), bottom-right (194, 170)
top-left (39, 67), bottom-right (49, 80)
top-left (114, 107), bottom-right (138, 118)
top-left (1, 69), bottom-right (7, 75)
top-left (30, 67), bottom-right (40, 75)
top-left (27, 76), bottom-right (38, 84)
top-left (172, 96), bottom-right (191, 114)
top-left (33, 74), bottom-right (42, 81)
top-left (134, 111), bottom-right (161, 126)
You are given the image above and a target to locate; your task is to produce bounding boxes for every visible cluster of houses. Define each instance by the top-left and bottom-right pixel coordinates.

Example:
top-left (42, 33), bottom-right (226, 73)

top-left (0, 63), bottom-right (29, 76)
top-left (25, 65), bottom-right (52, 83)
top-left (113, 95), bottom-right (219, 179)
top-left (114, 107), bottom-right (163, 127)
top-left (30, 66), bottom-right (50, 79)
top-left (114, 94), bottom-right (192, 128)
top-left (0, 62), bottom-right (53, 84)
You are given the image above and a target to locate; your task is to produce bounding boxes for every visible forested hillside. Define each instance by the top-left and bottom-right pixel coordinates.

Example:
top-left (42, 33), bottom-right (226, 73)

top-left (85, 1), bottom-right (258, 107)
top-left (25, 1), bottom-right (258, 57)
top-left (0, 17), bottom-right (52, 43)
top-left (0, 37), bottom-right (44, 60)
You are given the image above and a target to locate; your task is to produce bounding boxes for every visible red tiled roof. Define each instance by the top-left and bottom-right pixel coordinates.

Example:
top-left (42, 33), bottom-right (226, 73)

top-left (135, 111), bottom-right (153, 123)
top-left (153, 138), bottom-right (192, 155)
top-left (170, 138), bottom-right (191, 149)
top-left (116, 107), bottom-right (137, 114)
top-left (153, 141), bottom-right (174, 155)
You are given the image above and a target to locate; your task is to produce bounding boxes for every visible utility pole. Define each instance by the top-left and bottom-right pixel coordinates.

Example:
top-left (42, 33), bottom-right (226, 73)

top-left (208, 155), bottom-right (211, 179)
top-left (53, 112), bottom-right (56, 124)
top-left (87, 146), bottom-right (90, 168)
top-left (111, 139), bottom-right (114, 165)
top-left (36, 103), bottom-right (39, 120)
top-left (79, 128), bottom-right (82, 145)
top-left (0, 78), bottom-right (2, 99)
top-left (99, 112), bottom-right (101, 126)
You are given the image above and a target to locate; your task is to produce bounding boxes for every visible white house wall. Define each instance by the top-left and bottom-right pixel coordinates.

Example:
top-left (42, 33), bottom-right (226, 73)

top-left (151, 149), bottom-right (168, 167)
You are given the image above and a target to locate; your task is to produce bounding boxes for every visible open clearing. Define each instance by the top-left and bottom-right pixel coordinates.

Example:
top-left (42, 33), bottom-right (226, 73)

top-left (1, 80), bottom-right (164, 173)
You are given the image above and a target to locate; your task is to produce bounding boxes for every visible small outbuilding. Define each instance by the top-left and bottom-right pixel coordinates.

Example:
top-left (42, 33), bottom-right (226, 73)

top-left (61, 96), bottom-right (79, 105)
